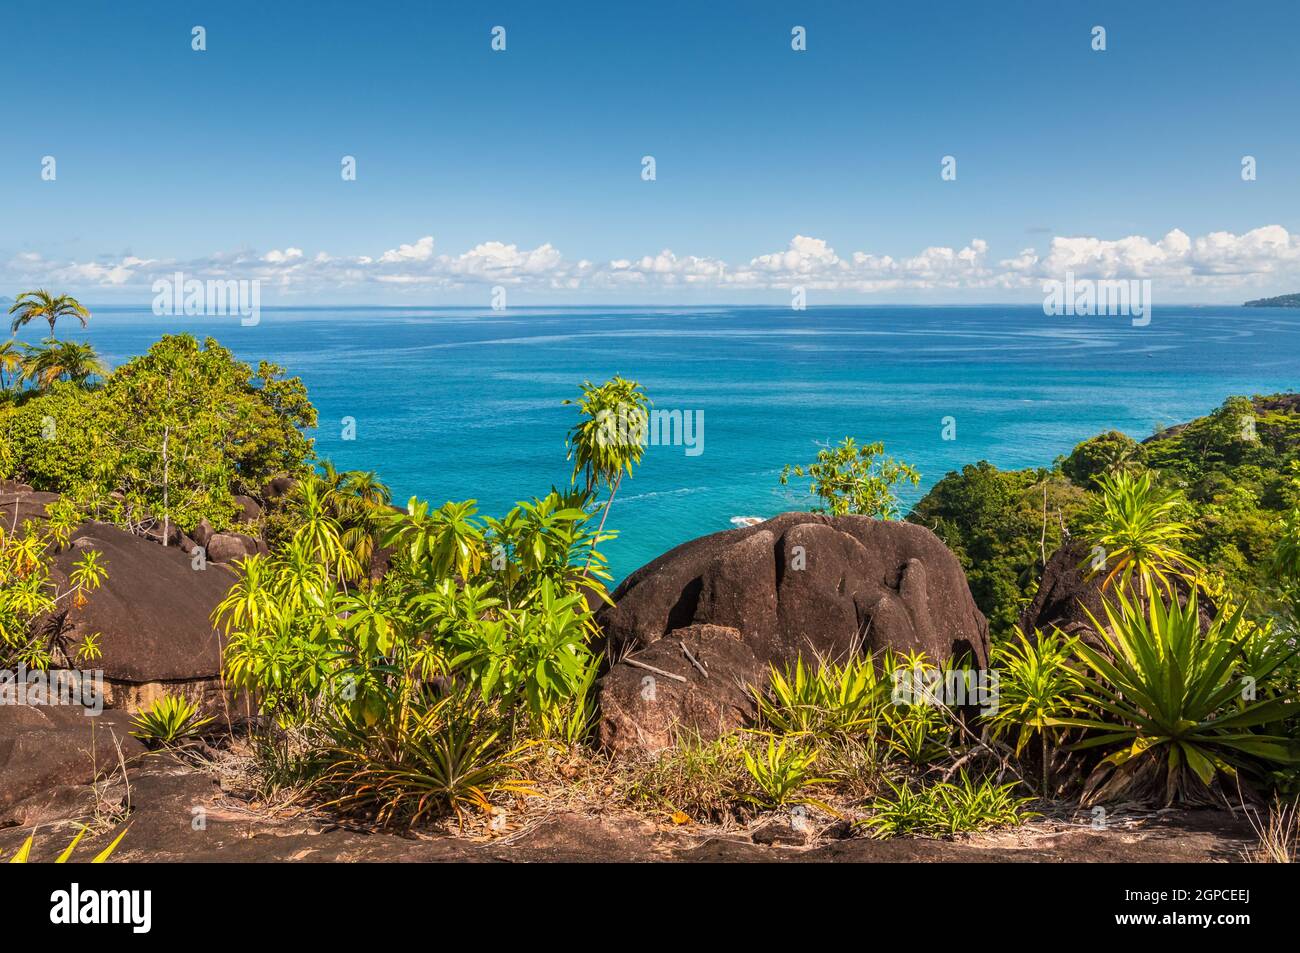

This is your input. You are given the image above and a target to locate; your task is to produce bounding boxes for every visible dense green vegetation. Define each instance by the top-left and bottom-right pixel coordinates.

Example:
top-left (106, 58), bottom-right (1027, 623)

top-left (3, 299), bottom-right (1297, 841)
top-left (909, 394), bottom-right (1300, 637)
top-left (2, 334), bottom-right (316, 534)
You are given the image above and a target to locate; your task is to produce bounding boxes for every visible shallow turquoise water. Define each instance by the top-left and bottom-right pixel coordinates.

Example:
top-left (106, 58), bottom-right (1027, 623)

top-left (50, 305), bottom-right (1300, 581)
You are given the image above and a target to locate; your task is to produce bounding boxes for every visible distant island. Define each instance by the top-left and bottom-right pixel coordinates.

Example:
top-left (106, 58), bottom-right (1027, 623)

top-left (1243, 293), bottom-right (1300, 307)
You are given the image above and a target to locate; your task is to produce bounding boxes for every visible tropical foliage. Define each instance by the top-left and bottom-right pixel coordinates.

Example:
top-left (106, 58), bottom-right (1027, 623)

top-left (1079, 470), bottom-right (1200, 596)
top-left (8, 290), bottom-right (90, 340)
top-left (909, 464), bottom-right (1086, 632)
top-left (130, 695), bottom-right (215, 746)
top-left (0, 505), bottom-right (107, 671)
top-left (212, 376), bottom-right (636, 825)
top-left (1, 334), bottom-right (316, 536)
top-left (1051, 591), bottom-right (1298, 805)
top-left (781, 437), bottom-right (920, 518)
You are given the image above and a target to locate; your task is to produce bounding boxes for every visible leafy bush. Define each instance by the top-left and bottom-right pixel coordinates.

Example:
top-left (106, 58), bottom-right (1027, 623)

top-left (781, 437), bottom-right (919, 518)
top-left (216, 377), bottom-right (640, 825)
top-left (3, 334), bottom-right (317, 535)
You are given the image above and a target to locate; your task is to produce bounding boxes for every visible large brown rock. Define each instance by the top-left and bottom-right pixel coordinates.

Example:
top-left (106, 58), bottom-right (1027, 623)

top-left (596, 513), bottom-right (989, 755)
top-left (231, 495), bottom-right (262, 524)
top-left (0, 488), bottom-right (61, 529)
top-left (597, 624), bottom-right (763, 755)
top-left (0, 705), bottom-right (145, 826)
top-left (205, 531), bottom-right (263, 564)
top-left (47, 522), bottom-right (237, 684)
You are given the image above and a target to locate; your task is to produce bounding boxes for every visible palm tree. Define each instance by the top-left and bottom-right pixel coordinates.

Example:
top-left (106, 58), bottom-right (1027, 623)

top-left (564, 376), bottom-right (650, 554)
top-left (0, 339), bottom-right (22, 390)
top-left (8, 290), bottom-right (90, 340)
top-left (291, 462), bottom-right (392, 580)
top-left (20, 340), bottom-right (106, 389)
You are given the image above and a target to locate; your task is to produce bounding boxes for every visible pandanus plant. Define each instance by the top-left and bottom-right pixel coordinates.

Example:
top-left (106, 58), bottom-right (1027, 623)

top-left (1080, 469), bottom-right (1202, 597)
top-left (563, 376), bottom-right (650, 566)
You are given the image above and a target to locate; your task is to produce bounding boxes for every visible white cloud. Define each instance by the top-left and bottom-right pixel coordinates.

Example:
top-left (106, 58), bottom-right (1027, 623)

top-left (379, 236), bottom-right (434, 263)
top-left (6, 225), bottom-right (1300, 300)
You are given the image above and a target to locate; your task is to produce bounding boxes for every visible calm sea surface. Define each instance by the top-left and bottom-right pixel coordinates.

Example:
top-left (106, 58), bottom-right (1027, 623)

top-left (51, 305), bottom-right (1300, 581)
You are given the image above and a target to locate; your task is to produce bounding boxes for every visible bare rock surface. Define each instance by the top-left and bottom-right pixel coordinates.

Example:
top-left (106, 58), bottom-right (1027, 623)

top-left (595, 513), bottom-right (990, 755)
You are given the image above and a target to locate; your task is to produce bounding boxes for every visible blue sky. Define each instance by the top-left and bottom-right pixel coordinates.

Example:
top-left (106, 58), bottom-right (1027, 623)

top-left (3, 0), bottom-right (1299, 303)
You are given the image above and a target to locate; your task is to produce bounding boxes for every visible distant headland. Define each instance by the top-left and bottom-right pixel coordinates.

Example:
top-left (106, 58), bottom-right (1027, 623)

top-left (1243, 292), bottom-right (1300, 307)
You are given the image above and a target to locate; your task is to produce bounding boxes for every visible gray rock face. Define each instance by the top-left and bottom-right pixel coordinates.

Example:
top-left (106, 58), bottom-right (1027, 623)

top-left (0, 488), bottom-right (61, 528)
top-left (595, 513), bottom-right (989, 755)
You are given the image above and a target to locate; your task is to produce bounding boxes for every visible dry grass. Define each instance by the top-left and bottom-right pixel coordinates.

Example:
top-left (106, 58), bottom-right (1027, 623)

top-left (1243, 798), bottom-right (1299, 863)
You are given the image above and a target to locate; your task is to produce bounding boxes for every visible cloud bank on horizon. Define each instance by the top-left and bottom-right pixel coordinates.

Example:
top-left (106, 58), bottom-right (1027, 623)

top-left (7, 224), bottom-right (1300, 305)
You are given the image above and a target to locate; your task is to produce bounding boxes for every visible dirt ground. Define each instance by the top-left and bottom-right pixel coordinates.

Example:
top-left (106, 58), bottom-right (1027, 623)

top-left (0, 748), bottom-right (1260, 863)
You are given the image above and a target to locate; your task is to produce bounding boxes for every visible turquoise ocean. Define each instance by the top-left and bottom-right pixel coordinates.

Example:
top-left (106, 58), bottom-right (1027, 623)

top-left (54, 305), bottom-right (1300, 582)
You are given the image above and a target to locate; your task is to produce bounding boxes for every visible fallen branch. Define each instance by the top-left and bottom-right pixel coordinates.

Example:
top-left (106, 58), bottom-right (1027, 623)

top-left (624, 658), bottom-right (688, 683)
top-left (679, 641), bottom-right (708, 678)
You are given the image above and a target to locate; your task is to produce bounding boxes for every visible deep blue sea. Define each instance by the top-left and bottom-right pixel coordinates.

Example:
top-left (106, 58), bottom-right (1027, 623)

top-left (51, 305), bottom-right (1300, 582)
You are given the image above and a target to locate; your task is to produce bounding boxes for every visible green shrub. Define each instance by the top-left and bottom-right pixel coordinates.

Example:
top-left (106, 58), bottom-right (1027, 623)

top-left (861, 774), bottom-right (1035, 838)
top-left (908, 463), bottom-right (1085, 634)
top-left (1060, 430), bottom-right (1143, 487)
top-left (130, 695), bottom-right (215, 746)
top-left (741, 735), bottom-right (833, 810)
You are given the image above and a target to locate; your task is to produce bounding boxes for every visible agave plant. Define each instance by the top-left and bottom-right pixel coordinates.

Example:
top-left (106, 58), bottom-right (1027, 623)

top-left (319, 693), bottom-right (535, 827)
top-left (130, 694), bottom-right (215, 745)
top-left (1051, 590), bottom-right (1298, 805)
